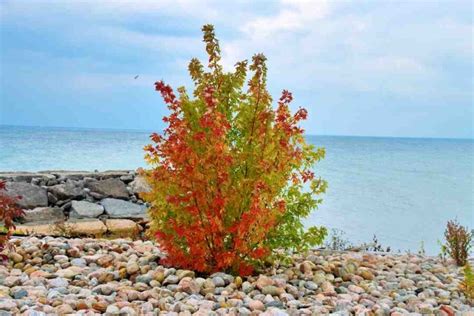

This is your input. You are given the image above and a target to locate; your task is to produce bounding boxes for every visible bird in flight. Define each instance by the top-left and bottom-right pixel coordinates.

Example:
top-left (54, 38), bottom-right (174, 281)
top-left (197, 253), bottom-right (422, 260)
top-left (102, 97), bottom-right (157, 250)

top-left (134, 75), bottom-right (139, 79)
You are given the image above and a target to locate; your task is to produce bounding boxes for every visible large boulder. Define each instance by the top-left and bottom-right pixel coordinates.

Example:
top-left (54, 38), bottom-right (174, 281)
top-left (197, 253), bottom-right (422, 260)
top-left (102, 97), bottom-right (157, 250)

top-left (5, 182), bottom-right (48, 209)
top-left (69, 200), bottom-right (104, 218)
top-left (22, 207), bottom-right (65, 223)
top-left (100, 198), bottom-right (147, 219)
top-left (129, 176), bottom-right (151, 195)
top-left (86, 179), bottom-right (129, 199)
top-left (49, 182), bottom-right (84, 200)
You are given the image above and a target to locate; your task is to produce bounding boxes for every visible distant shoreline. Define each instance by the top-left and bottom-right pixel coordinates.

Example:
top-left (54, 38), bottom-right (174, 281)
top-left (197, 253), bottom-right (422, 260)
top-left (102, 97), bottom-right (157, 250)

top-left (1, 124), bottom-right (473, 141)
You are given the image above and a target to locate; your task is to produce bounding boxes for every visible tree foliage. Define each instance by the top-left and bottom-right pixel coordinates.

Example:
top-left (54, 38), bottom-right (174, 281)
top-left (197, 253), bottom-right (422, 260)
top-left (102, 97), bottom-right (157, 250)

top-left (0, 181), bottom-right (24, 262)
top-left (460, 263), bottom-right (474, 304)
top-left (143, 25), bottom-right (326, 275)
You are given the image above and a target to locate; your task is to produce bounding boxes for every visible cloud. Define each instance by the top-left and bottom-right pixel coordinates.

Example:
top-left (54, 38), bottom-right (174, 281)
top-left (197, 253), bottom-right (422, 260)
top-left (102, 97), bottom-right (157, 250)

top-left (242, 0), bottom-right (329, 39)
top-left (218, 0), bottom-right (471, 100)
top-left (1, 0), bottom-right (472, 137)
top-left (2, 0), bottom-right (470, 100)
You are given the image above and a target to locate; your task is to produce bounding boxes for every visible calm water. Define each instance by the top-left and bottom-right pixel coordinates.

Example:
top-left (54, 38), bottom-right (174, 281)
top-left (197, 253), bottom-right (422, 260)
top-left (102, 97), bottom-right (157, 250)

top-left (1, 126), bottom-right (473, 254)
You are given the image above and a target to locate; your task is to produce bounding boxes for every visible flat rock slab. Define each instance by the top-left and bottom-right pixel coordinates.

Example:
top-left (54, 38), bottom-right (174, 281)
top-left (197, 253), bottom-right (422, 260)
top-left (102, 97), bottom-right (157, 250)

top-left (70, 200), bottom-right (104, 218)
top-left (100, 198), bottom-right (147, 218)
top-left (22, 207), bottom-right (65, 223)
top-left (67, 219), bottom-right (107, 236)
top-left (105, 219), bottom-right (142, 235)
top-left (14, 224), bottom-right (59, 236)
top-left (5, 182), bottom-right (48, 209)
top-left (86, 178), bottom-right (129, 199)
top-left (15, 219), bottom-right (107, 237)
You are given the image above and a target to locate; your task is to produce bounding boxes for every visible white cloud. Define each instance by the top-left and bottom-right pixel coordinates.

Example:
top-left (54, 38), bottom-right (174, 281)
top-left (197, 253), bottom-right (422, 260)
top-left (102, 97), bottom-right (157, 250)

top-left (217, 0), bottom-right (472, 99)
top-left (242, 0), bottom-right (329, 39)
top-left (1, 0), bottom-right (471, 101)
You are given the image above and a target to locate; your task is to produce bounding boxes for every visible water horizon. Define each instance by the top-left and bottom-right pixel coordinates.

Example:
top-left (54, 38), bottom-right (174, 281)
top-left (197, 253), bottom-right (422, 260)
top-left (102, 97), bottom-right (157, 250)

top-left (2, 124), bottom-right (473, 142)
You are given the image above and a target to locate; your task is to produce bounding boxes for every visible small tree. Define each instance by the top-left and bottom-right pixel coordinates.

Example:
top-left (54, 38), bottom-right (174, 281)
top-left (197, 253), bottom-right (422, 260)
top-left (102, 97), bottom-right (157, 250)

top-left (144, 25), bottom-right (326, 275)
top-left (444, 219), bottom-right (472, 266)
top-left (0, 181), bottom-right (24, 263)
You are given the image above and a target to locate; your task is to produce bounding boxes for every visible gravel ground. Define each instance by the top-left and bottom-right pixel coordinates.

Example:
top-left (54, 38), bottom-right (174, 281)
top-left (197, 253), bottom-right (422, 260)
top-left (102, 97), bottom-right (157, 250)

top-left (0, 236), bottom-right (472, 315)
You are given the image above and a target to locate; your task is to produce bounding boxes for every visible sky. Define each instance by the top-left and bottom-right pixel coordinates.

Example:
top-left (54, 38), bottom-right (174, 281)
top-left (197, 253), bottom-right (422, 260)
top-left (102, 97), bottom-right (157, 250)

top-left (0, 0), bottom-right (472, 139)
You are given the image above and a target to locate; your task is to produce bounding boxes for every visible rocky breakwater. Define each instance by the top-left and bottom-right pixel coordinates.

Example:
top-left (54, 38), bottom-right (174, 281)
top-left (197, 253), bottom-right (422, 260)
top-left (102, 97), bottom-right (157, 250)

top-left (0, 170), bottom-right (151, 237)
top-left (0, 237), bottom-right (472, 315)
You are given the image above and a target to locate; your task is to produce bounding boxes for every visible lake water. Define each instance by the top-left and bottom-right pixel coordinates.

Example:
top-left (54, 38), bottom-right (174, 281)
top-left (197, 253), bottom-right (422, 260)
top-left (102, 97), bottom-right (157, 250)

top-left (1, 125), bottom-right (473, 254)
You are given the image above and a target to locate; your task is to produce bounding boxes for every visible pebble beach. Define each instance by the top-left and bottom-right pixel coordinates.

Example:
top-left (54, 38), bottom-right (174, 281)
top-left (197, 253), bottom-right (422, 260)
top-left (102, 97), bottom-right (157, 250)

top-left (0, 236), bottom-right (472, 315)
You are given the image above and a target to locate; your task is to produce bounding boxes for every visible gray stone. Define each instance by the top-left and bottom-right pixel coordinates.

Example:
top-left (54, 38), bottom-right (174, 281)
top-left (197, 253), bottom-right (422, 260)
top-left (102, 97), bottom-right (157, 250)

top-left (5, 182), bottom-right (48, 209)
top-left (70, 200), bottom-right (104, 218)
top-left (120, 174), bottom-right (134, 183)
top-left (47, 192), bottom-right (58, 204)
top-left (126, 261), bottom-right (140, 274)
top-left (49, 182), bottom-right (84, 200)
top-left (265, 307), bottom-right (288, 315)
top-left (22, 207), bottom-right (65, 223)
top-left (212, 276), bottom-right (225, 287)
top-left (304, 281), bottom-right (318, 291)
top-left (11, 288), bottom-right (28, 299)
top-left (106, 305), bottom-right (120, 314)
top-left (0, 299), bottom-right (16, 311)
top-left (238, 307), bottom-right (252, 315)
top-left (119, 306), bottom-right (137, 316)
top-left (163, 275), bottom-right (179, 285)
top-left (89, 192), bottom-right (105, 200)
top-left (100, 198), bottom-right (147, 218)
top-left (48, 277), bottom-right (68, 288)
top-left (21, 311), bottom-right (45, 316)
top-left (129, 176), bottom-right (151, 195)
top-left (136, 275), bottom-right (152, 285)
top-left (86, 178), bottom-right (129, 199)
top-left (210, 272), bottom-right (234, 285)
top-left (70, 258), bottom-right (87, 267)
top-left (337, 261), bottom-right (358, 281)
top-left (242, 281), bottom-right (254, 294)
top-left (60, 201), bottom-right (72, 211)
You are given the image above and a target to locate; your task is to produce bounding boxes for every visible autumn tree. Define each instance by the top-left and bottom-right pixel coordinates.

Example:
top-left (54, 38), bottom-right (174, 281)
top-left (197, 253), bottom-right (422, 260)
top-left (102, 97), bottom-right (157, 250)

top-left (144, 25), bottom-right (327, 275)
